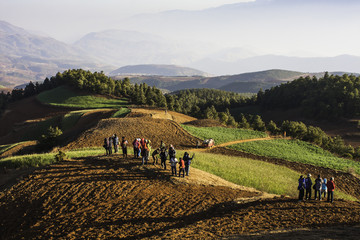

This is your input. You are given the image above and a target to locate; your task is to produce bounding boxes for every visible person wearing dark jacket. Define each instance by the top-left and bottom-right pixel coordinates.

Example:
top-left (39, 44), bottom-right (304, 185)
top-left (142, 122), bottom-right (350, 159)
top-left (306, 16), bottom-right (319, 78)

top-left (108, 137), bottom-right (113, 155)
top-left (327, 177), bottom-right (336, 203)
top-left (298, 175), bottom-right (305, 202)
top-left (314, 175), bottom-right (322, 200)
top-left (305, 173), bottom-right (312, 200)
top-left (104, 138), bottom-right (110, 155)
top-left (183, 152), bottom-right (195, 176)
top-left (160, 148), bottom-right (168, 169)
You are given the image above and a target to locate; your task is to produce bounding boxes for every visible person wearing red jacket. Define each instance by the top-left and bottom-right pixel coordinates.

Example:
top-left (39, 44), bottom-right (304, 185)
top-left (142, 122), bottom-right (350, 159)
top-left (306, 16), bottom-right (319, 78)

top-left (327, 177), bottom-right (335, 203)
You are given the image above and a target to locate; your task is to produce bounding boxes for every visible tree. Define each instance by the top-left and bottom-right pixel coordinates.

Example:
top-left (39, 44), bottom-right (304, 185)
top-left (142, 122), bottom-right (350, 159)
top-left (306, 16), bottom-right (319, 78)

top-left (252, 115), bottom-right (266, 131)
top-left (238, 114), bottom-right (250, 129)
top-left (267, 120), bottom-right (279, 135)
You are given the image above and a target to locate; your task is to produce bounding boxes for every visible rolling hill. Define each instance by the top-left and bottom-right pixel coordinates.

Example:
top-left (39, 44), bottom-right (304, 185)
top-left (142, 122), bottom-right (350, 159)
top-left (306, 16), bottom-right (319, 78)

top-left (116, 69), bottom-right (317, 93)
top-left (110, 64), bottom-right (209, 77)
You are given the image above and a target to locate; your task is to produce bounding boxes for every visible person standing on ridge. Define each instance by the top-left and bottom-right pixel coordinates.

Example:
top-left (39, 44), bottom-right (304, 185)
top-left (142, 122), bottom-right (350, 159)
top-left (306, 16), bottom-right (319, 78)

top-left (305, 174), bottom-right (312, 200)
top-left (168, 145), bottom-right (176, 164)
top-left (121, 136), bottom-right (128, 158)
top-left (108, 137), bottom-right (113, 155)
top-left (314, 175), bottom-right (323, 200)
top-left (160, 147), bottom-right (168, 169)
top-left (298, 175), bottom-right (305, 202)
top-left (179, 158), bottom-right (185, 177)
top-left (327, 177), bottom-right (335, 203)
top-left (183, 152), bottom-right (195, 176)
top-left (321, 178), bottom-right (328, 199)
top-left (113, 134), bottom-right (119, 153)
top-left (170, 157), bottom-right (178, 176)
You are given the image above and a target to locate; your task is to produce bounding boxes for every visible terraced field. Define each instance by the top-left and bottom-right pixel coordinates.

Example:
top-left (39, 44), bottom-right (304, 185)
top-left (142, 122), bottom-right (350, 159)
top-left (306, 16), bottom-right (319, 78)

top-left (1, 155), bottom-right (360, 240)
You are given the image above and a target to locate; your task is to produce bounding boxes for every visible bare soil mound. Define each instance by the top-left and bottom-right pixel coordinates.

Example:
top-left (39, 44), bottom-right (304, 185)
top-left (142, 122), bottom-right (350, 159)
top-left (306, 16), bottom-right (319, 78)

top-left (210, 147), bottom-right (360, 200)
top-left (64, 116), bottom-right (201, 150)
top-left (1, 155), bottom-right (359, 239)
top-left (130, 108), bottom-right (196, 123)
top-left (184, 119), bottom-right (225, 127)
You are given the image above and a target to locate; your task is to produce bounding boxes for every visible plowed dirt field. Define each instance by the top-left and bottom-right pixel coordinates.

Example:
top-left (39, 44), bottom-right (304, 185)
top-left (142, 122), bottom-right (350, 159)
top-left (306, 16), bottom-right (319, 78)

top-left (1, 155), bottom-right (360, 239)
top-left (64, 116), bottom-right (200, 150)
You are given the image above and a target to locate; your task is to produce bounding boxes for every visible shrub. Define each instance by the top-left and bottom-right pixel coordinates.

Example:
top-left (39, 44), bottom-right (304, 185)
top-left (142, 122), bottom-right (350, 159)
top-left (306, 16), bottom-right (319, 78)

top-left (38, 126), bottom-right (63, 151)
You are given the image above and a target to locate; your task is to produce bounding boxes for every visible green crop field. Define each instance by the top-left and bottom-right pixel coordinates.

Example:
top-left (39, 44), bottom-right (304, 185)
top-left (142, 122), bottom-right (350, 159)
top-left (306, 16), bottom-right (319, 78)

top-left (176, 150), bottom-right (356, 201)
top-left (228, 139), bottom-right (360, 175)
top-left (182, 125), bottom-right (267, 144)
top-left (37, 86), bottom-right (128, 109)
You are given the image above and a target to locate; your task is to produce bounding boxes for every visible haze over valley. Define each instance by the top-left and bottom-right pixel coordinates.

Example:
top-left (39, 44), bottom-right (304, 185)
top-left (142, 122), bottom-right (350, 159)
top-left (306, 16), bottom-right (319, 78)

top-left (1, 0), bottom-right (360, 89)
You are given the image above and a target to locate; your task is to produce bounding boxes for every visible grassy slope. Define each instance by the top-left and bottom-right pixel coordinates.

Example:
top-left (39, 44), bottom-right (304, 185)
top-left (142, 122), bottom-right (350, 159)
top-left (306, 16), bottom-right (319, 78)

top-left (37, 86), bottom-right (128, 109)
top-left (228, 139), bottom-right (360, 175)
top-left (111, 108), bottom-right (131, 118)
top-left (182, 125), bottom-right (267, 144)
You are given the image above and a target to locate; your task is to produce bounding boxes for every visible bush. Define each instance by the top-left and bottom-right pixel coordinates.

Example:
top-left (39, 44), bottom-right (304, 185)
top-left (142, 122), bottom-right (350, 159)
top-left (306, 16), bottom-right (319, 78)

top-left (55, 150), bottom-right (67, 162)
top-left (38, 126), bottom-right (63, 151)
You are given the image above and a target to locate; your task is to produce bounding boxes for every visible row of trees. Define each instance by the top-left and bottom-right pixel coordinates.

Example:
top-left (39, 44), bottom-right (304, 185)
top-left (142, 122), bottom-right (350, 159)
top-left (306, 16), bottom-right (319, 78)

top-left (257, 72), bottom-right (360, 119)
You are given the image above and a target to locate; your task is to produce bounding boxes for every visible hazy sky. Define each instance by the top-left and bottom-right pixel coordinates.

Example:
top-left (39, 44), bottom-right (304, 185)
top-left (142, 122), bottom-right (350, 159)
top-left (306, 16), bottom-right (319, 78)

top-left (0, 0), bottom-right (252, 42)
top-left (1, 0), bottom-right (360, 59)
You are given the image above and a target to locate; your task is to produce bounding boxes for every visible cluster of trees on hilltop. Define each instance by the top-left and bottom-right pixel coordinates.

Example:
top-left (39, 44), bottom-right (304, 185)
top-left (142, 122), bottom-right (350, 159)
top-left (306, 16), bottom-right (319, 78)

top-left (257, 73), bottom-right (360, 119)
top-left (167, 89), bottom-right (254, 126)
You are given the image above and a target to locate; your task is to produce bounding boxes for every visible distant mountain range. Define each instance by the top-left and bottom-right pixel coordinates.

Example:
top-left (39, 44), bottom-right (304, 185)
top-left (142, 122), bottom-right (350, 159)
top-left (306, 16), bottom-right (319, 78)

top-left (110, 64), bottom-right (210, 77)
top-left (113, 69), bottom-right (359, 93)
top-left (1, 15), bottom-right (360, 89)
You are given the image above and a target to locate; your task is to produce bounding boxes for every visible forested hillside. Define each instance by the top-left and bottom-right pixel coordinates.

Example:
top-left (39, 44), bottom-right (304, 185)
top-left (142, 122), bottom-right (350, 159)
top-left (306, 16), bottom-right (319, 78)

top-left (257, 72), bottom-right (360, 119)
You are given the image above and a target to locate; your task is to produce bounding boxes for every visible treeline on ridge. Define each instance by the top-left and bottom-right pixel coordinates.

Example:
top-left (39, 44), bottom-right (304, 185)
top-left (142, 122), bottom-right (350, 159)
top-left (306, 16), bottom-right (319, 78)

top-left (257, 72), bottom-right (360, 119)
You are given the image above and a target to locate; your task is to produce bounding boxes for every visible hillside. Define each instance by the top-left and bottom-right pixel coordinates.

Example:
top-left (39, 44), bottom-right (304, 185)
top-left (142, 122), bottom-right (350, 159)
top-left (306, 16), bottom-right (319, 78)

top-left (110, 64), bottom-right (209, 77)
top-left (118, 69), bottom-right (310, 93)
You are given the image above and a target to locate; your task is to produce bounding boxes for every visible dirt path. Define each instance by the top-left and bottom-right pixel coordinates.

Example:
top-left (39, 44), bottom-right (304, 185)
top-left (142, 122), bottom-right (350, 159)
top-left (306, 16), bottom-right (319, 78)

top-left (1, 155), bottom-right (360, 239)
top-left (190, 136), bottom-right (275, 153)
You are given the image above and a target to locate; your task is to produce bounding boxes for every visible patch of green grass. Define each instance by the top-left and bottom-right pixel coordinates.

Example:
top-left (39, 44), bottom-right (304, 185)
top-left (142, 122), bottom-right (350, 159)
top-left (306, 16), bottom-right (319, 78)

top-left (37, 86), bottom-right (128, 109)
top-left (66, 147), bottom-right (105, 158)
top-left (0, 148), bottom-right (105, 169)
top-left (111, 108), bottom-right (130, 118)
top-left (228, 139), bottom-right (360, 175)
top-left (181, 125), bottom-right (267, 144)
top-left (0, 153), bottom-right (57, 169)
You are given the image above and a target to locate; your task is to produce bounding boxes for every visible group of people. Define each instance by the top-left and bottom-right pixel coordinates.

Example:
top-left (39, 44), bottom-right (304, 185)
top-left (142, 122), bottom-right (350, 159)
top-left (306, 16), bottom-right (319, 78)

top-left (298, 174), bottom-right (336, 203)
top-left (103, 134), bottom-right (128, 158)
top-left (104, 137), bottom-right (195, 177)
